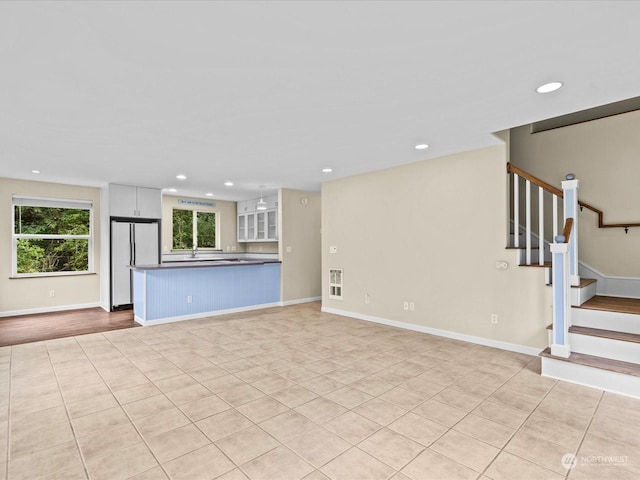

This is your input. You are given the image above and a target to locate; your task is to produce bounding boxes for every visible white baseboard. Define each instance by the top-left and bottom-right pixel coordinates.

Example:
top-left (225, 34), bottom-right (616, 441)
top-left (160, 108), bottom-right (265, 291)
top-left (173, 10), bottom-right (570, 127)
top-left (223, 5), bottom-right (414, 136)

top-left (321, 307), bottom-right (542, 356)
top-left (579, 262), bottom-right (640, 299)
top-left (135, 302), bottom-right (282, 326)
top-left (0, 302), bottom-right (102, 318)
top-left (281, 296), bottom-right (321, 307)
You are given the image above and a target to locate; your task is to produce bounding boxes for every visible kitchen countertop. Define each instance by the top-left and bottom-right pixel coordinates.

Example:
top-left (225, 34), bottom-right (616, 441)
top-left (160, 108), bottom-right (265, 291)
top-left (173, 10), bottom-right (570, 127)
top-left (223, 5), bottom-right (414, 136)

top-left (131, 259), bottom-right (281, 270)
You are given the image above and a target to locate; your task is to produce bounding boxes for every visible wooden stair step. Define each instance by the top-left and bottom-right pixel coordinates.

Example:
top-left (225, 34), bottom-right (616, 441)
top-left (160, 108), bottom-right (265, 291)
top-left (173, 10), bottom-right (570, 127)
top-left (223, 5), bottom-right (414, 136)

top-left (570, 325), bottom-right (640, 343)
top-left (546, 324), bottom-right (640, 343)
top-left (520, 262), bottom-right (552, 268)
top-left (540, 347), bottom-right (640, 377)
top-left (578, 295), bottom-right (640, 316)
top-left (574, 278), bottom-right (597, 288)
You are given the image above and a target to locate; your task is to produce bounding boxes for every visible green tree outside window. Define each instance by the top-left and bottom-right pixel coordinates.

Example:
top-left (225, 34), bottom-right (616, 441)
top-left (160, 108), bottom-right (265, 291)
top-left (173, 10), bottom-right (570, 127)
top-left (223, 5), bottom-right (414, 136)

top-left (172, 209), bottom-right (217, 250)
top-left (14, 205), bottom-right (91, 274)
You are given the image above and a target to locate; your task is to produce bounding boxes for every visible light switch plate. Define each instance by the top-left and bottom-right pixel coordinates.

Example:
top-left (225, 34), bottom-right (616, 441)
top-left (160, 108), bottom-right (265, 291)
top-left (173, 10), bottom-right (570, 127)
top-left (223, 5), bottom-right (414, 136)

top-left (329, 246), bottom-right (338, 253)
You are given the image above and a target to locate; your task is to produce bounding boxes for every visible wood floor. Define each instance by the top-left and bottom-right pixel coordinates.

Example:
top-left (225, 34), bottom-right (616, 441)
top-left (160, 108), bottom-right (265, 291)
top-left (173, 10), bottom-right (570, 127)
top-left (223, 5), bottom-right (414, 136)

top-left (579, 295), bottom-right (640, 315)
top-left (0, 308), bottom-right (137, 347)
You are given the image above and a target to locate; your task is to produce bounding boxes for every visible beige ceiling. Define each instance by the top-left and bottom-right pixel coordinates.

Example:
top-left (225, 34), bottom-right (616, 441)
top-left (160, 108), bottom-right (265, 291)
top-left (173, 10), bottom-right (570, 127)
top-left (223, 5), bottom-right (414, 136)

top-left (1, 1), bottom-right (640, 200)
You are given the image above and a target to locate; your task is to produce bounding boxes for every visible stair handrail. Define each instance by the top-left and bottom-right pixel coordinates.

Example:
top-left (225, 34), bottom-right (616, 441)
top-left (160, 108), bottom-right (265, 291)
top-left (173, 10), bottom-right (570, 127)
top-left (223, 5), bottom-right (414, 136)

top-left (550, 218), bottom-right (574, 358)
top-left (562, 218), bottom-right (574, 242)
top-left (507, 163), bottom-right (563, 197)
top-left (507, 163), bottom-right (640, 231)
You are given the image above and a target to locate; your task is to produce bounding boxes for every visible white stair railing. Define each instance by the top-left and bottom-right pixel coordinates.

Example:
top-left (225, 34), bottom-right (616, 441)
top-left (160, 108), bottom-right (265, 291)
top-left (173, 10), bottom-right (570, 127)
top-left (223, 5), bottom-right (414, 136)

top-left (508, 164), bottom-right (564, 266)
top-left (508, 167), bottom-right (580, 358)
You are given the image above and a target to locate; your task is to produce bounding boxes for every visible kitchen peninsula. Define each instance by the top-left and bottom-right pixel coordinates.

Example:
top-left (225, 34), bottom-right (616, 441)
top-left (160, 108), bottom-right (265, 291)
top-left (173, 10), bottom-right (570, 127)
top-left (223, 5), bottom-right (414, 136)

top-left (130, 259), bottom-right (281, 325)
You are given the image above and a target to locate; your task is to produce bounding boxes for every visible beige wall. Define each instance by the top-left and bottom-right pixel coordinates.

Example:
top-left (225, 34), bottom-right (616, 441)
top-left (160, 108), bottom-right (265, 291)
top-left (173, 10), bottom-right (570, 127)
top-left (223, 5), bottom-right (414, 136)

top-left (321, 145), bottom-right (551, 350)
top-left (0, 178), bottom-right (102, 315)
top-left (161, 195), bottom-right (241, 254)
top-left (510, 110), bottom-right (640, 276)
top-left (279, 189), bottom-right (321, 303)
top-left (245, 242), bottom-right (279, 254)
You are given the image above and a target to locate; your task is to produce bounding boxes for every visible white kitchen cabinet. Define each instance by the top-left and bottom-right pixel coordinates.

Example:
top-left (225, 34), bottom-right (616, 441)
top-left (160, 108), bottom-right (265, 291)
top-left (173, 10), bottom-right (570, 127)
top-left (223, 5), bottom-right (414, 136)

top-left (256, 211), bottom-right (266, 240)
top-left (237, 195), bottom-right (278, 242)
top-left (237, 214), bottom-right (247, 241)
top-left (238, 212), bottom-right (257, 242)
top-left (247, 212), bottom-right (256, 240)
top-left (267, 209), bottom-right (278, 240)
top-left (110, 184), bottom-right (162, 219)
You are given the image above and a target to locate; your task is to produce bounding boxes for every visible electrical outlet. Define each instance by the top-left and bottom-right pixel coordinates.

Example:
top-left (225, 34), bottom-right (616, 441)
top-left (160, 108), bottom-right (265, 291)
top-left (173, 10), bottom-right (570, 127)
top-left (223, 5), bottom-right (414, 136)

top-left (231, 246), bottom-right (236, 251)
top-left (187, 295), bottom-right (192, 303)
top-left (49, 290), bottom-right (55, 297)
top-left (364, 293), bottom-right (370, 304)
top-left (403, 301), bottom-right (409, 311)
top-left (491, 314), bottom-right (498, 324)
top-left (409, 302), bottom-right (415, 311)
top-left (286, 246), bottom-right (292, 253)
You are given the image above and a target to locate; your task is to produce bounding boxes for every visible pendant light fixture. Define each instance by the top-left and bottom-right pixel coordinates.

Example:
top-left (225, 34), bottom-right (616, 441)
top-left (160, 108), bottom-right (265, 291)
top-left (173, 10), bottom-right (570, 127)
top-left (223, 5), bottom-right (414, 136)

top-left (257, 185), bottom-right (267, 211)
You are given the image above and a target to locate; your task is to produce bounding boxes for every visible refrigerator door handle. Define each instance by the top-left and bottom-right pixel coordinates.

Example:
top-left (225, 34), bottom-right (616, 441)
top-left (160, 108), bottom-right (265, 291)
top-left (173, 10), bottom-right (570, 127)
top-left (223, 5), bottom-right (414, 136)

top-left (130, 224), bottom-right (134, 265)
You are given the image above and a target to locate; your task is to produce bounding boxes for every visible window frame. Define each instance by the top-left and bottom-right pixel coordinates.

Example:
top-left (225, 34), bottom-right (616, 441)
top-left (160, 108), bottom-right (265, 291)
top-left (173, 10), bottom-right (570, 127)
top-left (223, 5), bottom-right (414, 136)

top-left (11, 195), bottom-right (94, 278)
top-left (171, 208), bottom-right (219, 251)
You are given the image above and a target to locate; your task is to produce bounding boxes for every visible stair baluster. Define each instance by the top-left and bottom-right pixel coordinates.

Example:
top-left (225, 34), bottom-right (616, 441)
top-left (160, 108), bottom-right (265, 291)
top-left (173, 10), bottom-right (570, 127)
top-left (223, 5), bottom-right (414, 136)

top-left (538, 186), bottom-right (544, 266)
top-left (513, 174), bottom-right (519, 248)
top-left (525, 179), bottom-right (532, 264)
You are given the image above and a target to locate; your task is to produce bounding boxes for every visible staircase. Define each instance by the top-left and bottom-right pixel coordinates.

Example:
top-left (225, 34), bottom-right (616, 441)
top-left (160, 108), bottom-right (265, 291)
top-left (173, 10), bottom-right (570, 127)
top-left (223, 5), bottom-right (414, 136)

top-left (507, 163), bottom-right (640, 399)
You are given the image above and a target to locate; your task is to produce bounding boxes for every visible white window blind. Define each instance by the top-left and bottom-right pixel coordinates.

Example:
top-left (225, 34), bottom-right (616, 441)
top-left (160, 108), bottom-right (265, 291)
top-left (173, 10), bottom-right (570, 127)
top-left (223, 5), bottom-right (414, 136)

top-left (12, 195), bottom-right (92, 210)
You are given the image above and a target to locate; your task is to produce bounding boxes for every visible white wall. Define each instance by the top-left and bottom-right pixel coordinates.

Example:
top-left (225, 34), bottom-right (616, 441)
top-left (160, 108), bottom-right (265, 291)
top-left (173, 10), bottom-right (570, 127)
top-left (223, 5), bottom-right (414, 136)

top-left (321, 145), bottom-right (551, 351)
top-left (0, 177), bottom-right (102, 315)
top-left (510, 110), bottom-right (640, 277)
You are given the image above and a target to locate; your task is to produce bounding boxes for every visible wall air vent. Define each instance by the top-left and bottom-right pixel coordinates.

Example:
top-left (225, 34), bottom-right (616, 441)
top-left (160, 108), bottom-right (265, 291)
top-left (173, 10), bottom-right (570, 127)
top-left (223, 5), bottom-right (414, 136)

top-left (329, 268), bottom-right (343, 300)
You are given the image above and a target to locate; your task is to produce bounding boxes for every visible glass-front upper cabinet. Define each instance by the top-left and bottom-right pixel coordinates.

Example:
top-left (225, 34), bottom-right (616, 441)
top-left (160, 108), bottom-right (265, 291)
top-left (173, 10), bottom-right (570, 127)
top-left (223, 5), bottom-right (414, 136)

top-left (267, 210), bottom-right (277, 240)
top-left (237, 195), bottom-right (278, 242)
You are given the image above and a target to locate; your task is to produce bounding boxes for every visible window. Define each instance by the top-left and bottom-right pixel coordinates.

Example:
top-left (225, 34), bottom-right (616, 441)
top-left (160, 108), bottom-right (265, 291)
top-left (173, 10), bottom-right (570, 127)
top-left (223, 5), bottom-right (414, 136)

top-left (172, 209), bottom-right (217, 250)
top-left (12, 196), bottom-right (93, 276)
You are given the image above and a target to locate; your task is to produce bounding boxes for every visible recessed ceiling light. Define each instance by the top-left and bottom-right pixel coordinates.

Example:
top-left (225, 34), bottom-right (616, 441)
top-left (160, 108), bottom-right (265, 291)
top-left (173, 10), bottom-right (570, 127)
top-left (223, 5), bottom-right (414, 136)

top-left (31, 170), bottom-right (40, 174)
top-left (167, 188), bottom-right (177, 193)
top-left (536, 81), bottom-right (563, 93)
top-left (176, 174), bottom-right (187, 180)
top-left (322, 168), bottom-right (333, 173)
top-left (224, 181), bottom-right (234, 187)
top-left (414, 144), bottom-right (429, 150)
top-left (205, 193), bottom-right (214, 197)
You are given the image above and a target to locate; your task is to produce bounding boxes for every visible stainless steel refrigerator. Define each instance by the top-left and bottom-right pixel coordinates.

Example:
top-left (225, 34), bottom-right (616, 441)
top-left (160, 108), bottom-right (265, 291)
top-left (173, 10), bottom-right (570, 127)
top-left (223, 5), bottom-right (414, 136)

top-left (110, 219), bottom-right (160, 309)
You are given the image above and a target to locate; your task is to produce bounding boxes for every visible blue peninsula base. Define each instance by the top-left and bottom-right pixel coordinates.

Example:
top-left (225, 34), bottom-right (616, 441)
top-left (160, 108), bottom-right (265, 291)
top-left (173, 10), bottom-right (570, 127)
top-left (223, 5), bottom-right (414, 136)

top-left (132, 262), bottom-right (281, 325)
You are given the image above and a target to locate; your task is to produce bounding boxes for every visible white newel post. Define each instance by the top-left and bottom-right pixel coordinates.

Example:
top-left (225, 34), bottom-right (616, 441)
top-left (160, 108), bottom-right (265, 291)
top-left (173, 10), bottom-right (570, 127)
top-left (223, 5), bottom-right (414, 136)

top-left (550, 235), bottom-right (571, 358)
top-left (562, 175), bottom-right (580, 286)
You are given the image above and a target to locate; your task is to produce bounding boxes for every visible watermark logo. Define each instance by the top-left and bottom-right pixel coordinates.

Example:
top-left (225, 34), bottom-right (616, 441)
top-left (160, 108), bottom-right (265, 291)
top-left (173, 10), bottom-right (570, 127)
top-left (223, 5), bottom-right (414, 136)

top-left (562, 453), bottom-right (629, 470)
top-left (561, 453), bottom-right (577, 470)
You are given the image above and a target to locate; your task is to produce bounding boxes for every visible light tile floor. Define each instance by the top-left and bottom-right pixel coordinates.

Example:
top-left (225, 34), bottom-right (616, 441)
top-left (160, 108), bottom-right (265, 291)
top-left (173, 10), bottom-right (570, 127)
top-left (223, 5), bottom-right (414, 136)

top-left (1, 302), bottom-right (639, 480)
